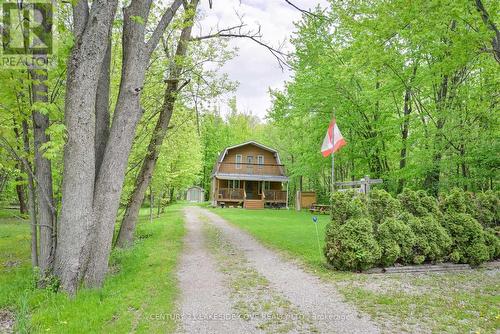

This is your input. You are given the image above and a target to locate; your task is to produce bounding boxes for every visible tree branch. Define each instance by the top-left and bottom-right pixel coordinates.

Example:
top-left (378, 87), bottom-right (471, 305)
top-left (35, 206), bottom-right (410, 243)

top-left (474, 0), bottom-right (500, 64)
top-left (72, 0), bottom-right (89, 41)
top-left (284, 0), bottom-right (322, 18)
top-left (146, 0), bottom-right (184, 56)
top-left (191, 22), bottom-right (290, 70)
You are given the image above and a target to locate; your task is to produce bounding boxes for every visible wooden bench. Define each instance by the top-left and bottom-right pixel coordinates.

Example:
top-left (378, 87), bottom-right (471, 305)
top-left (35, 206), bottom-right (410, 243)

top-left (309, 203), bottom-right (330, 214)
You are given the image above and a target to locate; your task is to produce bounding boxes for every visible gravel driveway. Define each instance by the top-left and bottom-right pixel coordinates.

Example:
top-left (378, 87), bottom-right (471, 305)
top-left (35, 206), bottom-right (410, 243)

top-left (177, 207), bottom-right (380, 334)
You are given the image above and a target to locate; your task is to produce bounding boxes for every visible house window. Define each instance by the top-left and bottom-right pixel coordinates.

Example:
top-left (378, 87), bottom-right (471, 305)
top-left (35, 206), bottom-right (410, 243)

top-left (235, 154), bottom-right (242, 169)
top-left (257, 155), bottom-right (264, 168)
top-left (247, 156), bottom-right (253, 173)
top-left (229, 180), bottom-right (240, 189)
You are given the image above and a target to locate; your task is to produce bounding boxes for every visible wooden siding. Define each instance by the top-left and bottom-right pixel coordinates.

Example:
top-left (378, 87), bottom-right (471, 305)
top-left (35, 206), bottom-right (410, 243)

top-left (218, 144), bottom-right (284, 176)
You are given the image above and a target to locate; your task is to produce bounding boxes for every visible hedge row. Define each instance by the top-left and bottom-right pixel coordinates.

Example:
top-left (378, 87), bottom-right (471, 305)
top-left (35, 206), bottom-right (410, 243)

top-left (324, 189), bottom-right (500, 271)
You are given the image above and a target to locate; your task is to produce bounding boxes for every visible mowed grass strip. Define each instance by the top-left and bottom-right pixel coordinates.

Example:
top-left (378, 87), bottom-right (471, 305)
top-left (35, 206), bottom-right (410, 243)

top-left (212, 207), bottom-right (500, 333)
top-left (209, 207), bottom-right (331, 270)
top-left (0, 205), bottom-right (185, 334)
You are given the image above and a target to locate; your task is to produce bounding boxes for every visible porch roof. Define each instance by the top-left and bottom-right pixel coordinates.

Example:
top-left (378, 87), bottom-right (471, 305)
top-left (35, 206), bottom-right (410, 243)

top-left (215, 173), bottom-right (289, 182)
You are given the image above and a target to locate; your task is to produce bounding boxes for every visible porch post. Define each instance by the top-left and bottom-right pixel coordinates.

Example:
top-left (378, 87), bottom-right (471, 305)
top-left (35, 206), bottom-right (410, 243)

top-left (286, 181), bottom-right (289, 210)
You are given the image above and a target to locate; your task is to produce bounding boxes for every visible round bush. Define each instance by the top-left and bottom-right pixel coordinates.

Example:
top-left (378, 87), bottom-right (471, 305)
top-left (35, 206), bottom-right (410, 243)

top-left (474, 191), bottom-right (499, 228)
top-left (405, 214), bottom-right (451, 264)
top-left (368, 189), bottom-right (402, 226)
top-left (330, 191), bottom-right (368, 224)
top-left (483, 228), bottom-right (500, 260)
top-left (442, 213), bottom-right (490, 266)
top-left (324, 218), bottom-right (381, 271)
top-left (377, 218), bottom-right (416, 266)
top-left (439, 188), bottom-right (469, 214)
top-left (398, 189), bottom-right (440, 218)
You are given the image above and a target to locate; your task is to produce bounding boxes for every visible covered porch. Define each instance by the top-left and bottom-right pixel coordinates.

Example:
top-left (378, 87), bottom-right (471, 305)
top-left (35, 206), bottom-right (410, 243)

top-left (213, 178), bottom-right (288, 209)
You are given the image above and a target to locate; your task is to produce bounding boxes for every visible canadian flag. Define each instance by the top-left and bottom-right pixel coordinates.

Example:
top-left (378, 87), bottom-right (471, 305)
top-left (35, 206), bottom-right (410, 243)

top-left (321, 119), bottom-right (346, 157)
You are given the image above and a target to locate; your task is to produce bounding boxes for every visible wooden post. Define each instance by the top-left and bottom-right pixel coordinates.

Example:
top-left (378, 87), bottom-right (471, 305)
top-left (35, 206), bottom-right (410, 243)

top-left (286, 182), bottom-right (289, 210)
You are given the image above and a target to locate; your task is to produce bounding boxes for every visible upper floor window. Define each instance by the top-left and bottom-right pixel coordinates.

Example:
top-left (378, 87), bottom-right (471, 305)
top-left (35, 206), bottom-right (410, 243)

top-left (257, 155), bottom-right (264, 168)
top-left (235, 154), bottom-right (242, 169)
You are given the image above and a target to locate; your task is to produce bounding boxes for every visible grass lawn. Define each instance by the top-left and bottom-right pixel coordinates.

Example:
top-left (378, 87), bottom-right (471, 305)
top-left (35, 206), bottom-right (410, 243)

top-left (0, 205), bottom-right (185, 333)
top-left (212, 207), bottom-right (500, 333)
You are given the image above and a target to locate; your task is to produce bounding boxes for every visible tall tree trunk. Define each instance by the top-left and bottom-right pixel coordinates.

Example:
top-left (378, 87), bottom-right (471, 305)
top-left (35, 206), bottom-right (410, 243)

top-left (54, 0), bottom-right (118, 294)
top-left (14, 176), bottom-right (27, 214)
top-left (13, 127), bottom-right (28, 214)
top-left (115, 1), bottom-right (197, 248)
top-left (84, 0), bottom-right (183, 287)
top-left (397, 87), bottom-right (411, 193)
top-left (21, 120), bottom-right (38, 267)
top-left (30, 61), bottom-right (56, 276)
top-left (95, 37), bottom-right (112, 177)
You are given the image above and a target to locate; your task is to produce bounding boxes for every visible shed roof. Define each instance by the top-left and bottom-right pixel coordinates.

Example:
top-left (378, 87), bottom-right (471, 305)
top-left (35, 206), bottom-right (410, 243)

top-left (187, 186), bottom-right (205, 191)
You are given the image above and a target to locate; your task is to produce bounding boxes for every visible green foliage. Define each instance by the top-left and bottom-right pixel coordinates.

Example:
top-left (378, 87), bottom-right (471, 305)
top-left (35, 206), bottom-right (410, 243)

top-left (368, 189), bottom-right (401, 226)
top-left (398, 189), bottom-right (440, 217)
top-left (324, 218), bottom-right (381, 271)
top-left (406, 214), bottom-right (452, 264)
top-left (483, 228), bottom-right (500, 260)
top-left (442, 213), bottom-right (490, 266)
top-left (473, 191), bottom-right (500, 228)
top-left (376, 218), bottom-right (415, 266)
top-left (268, 0), bottom-right (499, 197)
top-left (330, 191), bottom-right (368, 224)
top-left (439, 188), bottom-right (469, 214)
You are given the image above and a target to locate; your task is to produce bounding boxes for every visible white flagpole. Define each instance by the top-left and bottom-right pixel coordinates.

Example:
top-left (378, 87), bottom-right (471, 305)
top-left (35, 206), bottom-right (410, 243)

top-left (331, 112), bottom-right (336, 196)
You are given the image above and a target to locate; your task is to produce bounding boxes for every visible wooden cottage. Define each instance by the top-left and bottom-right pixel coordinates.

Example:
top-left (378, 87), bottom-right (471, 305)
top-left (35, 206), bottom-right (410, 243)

top-left (210, 141), bottom-right (289, 209)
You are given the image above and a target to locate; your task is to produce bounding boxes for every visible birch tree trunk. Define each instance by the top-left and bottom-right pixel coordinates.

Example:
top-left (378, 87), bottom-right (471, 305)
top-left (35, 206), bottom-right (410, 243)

top-left (116, 1), bottom-right (198, 247)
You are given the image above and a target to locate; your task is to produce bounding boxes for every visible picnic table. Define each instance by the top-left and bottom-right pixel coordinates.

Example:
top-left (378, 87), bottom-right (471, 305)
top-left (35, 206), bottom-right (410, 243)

top-left (309, 203), bottom-right (330, 214)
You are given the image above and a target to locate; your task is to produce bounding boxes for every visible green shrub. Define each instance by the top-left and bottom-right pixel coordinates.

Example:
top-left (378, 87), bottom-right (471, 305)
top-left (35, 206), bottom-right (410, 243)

top-left (442, 213), bottom-right (490, 266)
top-left (398, 189), bottom-right (440, 217)
top-left (483, 228), bottom-right (500, 260)
top-left (474, 191), bottom-right (499, 228)
top-left (330, 191), bottom-right (368, 224)
top-left (324, 218), bottom-right (381, 271)
top-left (368, 189), bottom-right (402, 227)
top-left (439, 188), bottom-right (469, 214)
top-left (377, 218), bottom-right (416, 266)
top-left (405, 213), bottom-right (451, 263)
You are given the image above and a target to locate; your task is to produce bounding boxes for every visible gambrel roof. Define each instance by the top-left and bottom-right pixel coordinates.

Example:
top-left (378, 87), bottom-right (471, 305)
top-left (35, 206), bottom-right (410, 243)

top-left (211, 141), bottom-right (288, 181)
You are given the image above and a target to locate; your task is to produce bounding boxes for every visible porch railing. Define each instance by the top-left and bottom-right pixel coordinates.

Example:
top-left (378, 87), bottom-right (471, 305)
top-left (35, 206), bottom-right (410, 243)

top-left (264, 190), bottom-right (287, 202)
top-left (218, 188), bottom-right (244, 200)
top-left (217, 162), bottom-right (285, 176)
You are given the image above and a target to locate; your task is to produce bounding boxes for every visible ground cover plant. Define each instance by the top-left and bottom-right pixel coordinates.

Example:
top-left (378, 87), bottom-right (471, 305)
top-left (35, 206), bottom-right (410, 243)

top-left (0, 206), bottom-right (184, 333)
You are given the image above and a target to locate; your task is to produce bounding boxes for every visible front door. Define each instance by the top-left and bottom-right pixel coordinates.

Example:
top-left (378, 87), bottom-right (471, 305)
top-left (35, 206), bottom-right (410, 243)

top-left (245, 181), bottom-right (255, 199)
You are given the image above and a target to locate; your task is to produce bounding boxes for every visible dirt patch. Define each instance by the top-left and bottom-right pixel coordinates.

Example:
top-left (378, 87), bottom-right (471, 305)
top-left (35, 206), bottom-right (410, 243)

top-left (0, 309), bottom-right (15, 334)
top-left (3, 260), bottom-right (21, 269)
